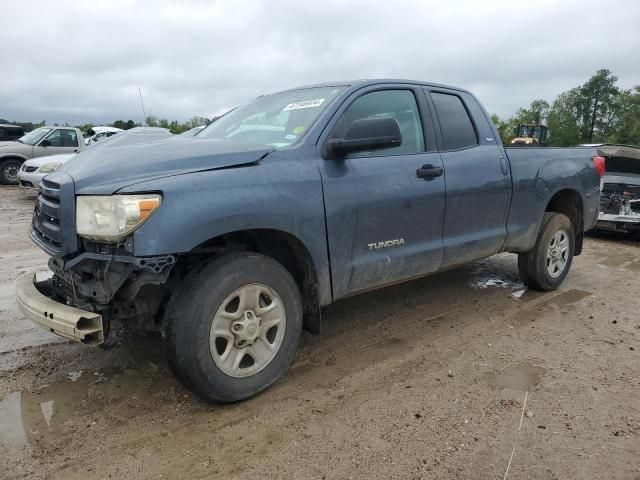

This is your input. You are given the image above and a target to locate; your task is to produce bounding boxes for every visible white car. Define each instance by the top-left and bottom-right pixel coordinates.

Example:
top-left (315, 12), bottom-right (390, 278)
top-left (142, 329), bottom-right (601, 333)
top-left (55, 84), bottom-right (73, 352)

top-left (180, 126), bottom-right (206, 137)
top-left (84, 126), bottom-right (123, 145)
top-left (17, 153), bottom-right (76, 190)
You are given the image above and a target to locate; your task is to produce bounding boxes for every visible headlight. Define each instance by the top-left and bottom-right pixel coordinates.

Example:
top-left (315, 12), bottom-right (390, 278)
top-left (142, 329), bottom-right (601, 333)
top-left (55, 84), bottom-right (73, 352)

top-left (38, 162), bottom-right (62, 173)
top-left (76, 194), bottom-right (161, 242)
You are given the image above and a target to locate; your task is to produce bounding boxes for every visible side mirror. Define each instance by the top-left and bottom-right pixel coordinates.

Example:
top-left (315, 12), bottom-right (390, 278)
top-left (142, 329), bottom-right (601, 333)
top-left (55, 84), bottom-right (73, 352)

top-left (40, 139), bottom-right (51, 147)
top-left (326, 117), bottom-right (402, 158)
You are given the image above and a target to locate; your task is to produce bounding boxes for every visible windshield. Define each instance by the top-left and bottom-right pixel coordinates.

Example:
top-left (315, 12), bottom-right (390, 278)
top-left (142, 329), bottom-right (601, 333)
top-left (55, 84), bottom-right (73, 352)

top-left (198, 86), bottom-right (345, 148)
top-left (18, 127), bottom-right (52, 145)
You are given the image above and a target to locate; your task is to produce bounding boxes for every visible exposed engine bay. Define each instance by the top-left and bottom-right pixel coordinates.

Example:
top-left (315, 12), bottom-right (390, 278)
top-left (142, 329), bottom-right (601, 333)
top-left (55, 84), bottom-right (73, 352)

top-left (596, 145), bottom-right (640, 235)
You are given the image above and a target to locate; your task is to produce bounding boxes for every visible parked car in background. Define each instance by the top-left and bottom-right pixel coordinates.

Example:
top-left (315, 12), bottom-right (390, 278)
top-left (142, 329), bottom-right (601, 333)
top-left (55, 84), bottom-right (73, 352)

top-left (0, 124), bottom-right (25, 142)
top-left (0, 126), bottom-right (84, 184)
top-left (180, 126), bottom-right (206, 137)
top-left (16, 79), bottom-right (603, 403)
top-left (84, 126), bottom-right (123, 145)
top-left (18, 153), bottom-right (76, 189)
top-left (595, 144), bottom-right (640, 236)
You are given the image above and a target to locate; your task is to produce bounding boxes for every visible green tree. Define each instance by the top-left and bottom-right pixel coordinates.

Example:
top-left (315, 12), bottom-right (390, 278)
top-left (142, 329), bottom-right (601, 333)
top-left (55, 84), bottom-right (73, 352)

top-left (574, 69), bottom-right (619, 143)
top-left (547, 91), bottom-right (581, 146)
top-left (611, 86), bottom-right (640, 145)
top-left (112, 119), bottom-right (138, 130)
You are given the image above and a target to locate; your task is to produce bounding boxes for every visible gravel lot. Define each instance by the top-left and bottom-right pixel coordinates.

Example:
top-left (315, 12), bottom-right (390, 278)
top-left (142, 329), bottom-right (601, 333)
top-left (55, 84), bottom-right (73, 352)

top-left (1, 185), bottom-right (639, 479)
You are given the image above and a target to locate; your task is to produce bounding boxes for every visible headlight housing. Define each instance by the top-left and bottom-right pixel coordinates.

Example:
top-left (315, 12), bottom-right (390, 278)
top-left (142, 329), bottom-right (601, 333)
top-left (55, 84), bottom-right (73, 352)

top-left (38, 162), bottom-right (62, 173)
top-left (76, 194), bottom-right (161, 242)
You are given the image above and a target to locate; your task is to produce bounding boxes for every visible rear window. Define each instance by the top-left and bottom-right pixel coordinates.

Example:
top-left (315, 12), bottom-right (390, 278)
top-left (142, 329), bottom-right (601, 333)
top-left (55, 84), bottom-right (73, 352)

top-left (431, 92), bottom-right (478, 150)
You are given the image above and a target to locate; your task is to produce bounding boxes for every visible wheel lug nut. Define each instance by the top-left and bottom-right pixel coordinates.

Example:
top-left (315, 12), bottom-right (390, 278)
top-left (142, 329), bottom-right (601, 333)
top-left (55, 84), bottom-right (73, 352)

top-left (233, 324), bottom-right (240, 331)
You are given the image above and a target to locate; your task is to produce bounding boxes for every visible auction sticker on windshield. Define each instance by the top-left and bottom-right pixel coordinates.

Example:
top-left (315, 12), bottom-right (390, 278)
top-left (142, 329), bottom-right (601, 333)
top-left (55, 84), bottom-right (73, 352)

top-left (283, 99), bottom-right (325, 111)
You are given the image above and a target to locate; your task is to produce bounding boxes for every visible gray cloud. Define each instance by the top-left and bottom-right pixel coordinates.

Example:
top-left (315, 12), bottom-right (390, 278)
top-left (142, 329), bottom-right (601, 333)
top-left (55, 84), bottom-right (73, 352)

top-left (1, 0), bottom-right (638, 125)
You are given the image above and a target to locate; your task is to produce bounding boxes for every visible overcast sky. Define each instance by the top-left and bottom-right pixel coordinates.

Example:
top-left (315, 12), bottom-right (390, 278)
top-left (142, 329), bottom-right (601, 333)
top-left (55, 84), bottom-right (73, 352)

top-left (1, 0), bottom-right (639, 125)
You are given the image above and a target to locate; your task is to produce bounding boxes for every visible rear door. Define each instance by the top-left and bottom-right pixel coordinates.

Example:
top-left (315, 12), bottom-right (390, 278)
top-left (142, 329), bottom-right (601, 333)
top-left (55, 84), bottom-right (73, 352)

top-left (425, 89), bottom-right (511, 267)
top-left (33, 128), bottom-right (80, 158)
top-left (318, 85), bottom-right (446, 299)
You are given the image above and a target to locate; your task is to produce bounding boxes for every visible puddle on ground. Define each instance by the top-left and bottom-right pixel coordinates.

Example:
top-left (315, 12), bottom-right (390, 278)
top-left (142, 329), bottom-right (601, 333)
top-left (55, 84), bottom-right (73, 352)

top-left (472, 277), bottom-right (524, 290)
top-left (0, 360), bottom-right (178, 455)
top-left (597, 252), bottom-right (640, 272)
top-left (544, 289), bottom-right (592, 308)
top-left (485, 364), bottom-right (546, 391)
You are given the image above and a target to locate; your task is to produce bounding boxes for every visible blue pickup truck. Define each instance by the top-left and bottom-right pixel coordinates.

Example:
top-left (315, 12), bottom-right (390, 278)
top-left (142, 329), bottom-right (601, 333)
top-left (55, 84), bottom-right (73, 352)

top-left (17, 80), bottom-right (604, 402)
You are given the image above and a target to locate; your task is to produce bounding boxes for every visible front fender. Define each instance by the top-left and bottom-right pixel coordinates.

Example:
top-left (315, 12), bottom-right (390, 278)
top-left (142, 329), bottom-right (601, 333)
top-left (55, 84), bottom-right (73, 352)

top-left (120, 157), bottom-right (332, 305)
top-left (0, 152), bottom-right (28, 161)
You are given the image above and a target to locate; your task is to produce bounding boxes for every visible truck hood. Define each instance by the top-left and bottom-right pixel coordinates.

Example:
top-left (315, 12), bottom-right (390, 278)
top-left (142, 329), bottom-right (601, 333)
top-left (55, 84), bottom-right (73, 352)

top-left (601, 152), bottom-right (640, 188)
top-left (59, 134), bottom-right (273, 194)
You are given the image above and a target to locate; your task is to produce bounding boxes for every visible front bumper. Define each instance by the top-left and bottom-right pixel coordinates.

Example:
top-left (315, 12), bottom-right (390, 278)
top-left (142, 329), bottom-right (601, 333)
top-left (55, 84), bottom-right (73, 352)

top-left (596, 212), bottom-right (640, 233)
top-left (17, 171), bottom-right (45, 189)
top-left (16, 274), bottom-right (104, 346)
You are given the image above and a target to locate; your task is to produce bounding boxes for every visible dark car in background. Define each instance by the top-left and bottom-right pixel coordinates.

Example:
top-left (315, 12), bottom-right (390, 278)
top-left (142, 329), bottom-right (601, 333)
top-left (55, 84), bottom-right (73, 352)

top-left (0, 124), bottom-right (25, 141)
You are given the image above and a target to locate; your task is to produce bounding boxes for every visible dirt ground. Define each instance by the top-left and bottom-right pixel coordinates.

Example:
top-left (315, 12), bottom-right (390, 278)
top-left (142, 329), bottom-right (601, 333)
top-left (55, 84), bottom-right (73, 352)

top-left (1, 185), bottom-right (639, 480)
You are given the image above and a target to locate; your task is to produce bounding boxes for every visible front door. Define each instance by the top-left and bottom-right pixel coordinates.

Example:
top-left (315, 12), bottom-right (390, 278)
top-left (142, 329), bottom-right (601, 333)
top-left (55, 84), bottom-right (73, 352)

top-left (318, 87), bottom-right (446, 299)
top-left (33, 128), bottom-right (80, 158)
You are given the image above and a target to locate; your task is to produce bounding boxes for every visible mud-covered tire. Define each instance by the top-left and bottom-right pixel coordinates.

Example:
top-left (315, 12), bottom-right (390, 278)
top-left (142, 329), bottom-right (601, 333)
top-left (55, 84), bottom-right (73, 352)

top-left (518, 212), bottom-right (575, 291)
top-left (0, 158), bottom-right (22, 185)
top-left (163, 252), bottom-right (303, 403)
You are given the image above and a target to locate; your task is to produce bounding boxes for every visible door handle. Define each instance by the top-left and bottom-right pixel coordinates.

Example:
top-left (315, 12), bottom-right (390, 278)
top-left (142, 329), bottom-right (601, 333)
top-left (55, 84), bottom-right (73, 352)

top-left (416, 164), bottom-right (443, 180)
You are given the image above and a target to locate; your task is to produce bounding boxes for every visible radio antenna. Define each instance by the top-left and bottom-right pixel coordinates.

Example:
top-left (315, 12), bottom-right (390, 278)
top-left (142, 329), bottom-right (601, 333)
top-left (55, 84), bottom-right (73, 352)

top-left (138, 88), bottom-right (147, 125)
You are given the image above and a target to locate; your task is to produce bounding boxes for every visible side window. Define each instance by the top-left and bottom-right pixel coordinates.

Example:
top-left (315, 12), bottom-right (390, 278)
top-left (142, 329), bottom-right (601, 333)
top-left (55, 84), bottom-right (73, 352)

top-left (332, 89), bottom-right (425, 157)
top-left (45, 130), bottom-right (62, 146)
top-left (61, 129), bottom-right (78, 147)
top-left (0, 128), bottom-right (5, 138)
top-left (431, 92), bottom-right (478, 150)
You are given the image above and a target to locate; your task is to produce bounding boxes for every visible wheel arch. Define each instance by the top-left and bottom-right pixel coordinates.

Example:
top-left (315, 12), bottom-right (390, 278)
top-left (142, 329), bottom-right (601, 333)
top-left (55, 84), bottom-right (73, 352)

top-left (544, 188), bottom-right (584, 255)
top-left (0, 154), bottom-right (28, 162)
top-left (177, 228), bottom-right (322, 334)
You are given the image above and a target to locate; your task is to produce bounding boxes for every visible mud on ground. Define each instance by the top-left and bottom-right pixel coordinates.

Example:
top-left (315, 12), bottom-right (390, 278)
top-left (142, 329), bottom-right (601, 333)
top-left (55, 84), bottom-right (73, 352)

top-left (1, 186), bottom-right (639, 479)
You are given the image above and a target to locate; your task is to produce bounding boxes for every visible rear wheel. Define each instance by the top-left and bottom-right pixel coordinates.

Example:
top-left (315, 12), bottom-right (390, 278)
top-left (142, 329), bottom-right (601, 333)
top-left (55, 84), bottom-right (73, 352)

top-left (0, 159), bottom-right (22, 185)
top-left (163, 253), bottom-right (303, 402)
top-left (518, 212), bottom-right (575, 291)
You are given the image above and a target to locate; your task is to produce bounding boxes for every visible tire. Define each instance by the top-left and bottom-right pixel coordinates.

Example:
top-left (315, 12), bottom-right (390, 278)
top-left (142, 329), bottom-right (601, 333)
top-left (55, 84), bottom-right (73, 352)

top-left (163, 252), bottom-right (303, 403)
top-left (0, 158), bottom-right (22, 185)
top-left (518, 212), bottom-right (575, 291)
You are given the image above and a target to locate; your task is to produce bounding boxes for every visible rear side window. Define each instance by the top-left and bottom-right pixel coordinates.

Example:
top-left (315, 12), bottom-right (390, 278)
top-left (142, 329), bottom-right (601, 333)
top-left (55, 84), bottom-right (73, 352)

top-left (431, 92), bottom-right (477, 150)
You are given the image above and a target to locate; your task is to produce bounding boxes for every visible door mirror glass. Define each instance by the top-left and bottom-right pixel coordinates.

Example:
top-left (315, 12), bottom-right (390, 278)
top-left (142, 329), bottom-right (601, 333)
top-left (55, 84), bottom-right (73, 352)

top-left (327, 117), bottom-right (402, 157)
top-left (40, 139), bottom-right (51, 147)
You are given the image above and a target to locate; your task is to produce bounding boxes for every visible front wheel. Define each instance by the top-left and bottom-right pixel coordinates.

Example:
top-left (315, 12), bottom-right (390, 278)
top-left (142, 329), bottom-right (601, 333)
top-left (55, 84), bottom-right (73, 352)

top-left (0, 159), bottom-right (22, 185)
top-left (163, 253), bottom-right (303, 403)
top-left (518, 212), bottom-right (575, 291)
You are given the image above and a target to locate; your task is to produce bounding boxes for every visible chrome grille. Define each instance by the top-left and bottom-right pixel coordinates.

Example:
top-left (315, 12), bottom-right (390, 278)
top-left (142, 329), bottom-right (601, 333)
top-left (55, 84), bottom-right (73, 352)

top-left (32, 179), bottom-right (62, 249)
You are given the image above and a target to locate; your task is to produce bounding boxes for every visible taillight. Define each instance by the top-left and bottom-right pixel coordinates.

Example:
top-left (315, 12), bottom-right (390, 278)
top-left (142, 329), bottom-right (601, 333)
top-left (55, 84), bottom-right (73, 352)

top-left (592, 156), bottom-right (606, 177)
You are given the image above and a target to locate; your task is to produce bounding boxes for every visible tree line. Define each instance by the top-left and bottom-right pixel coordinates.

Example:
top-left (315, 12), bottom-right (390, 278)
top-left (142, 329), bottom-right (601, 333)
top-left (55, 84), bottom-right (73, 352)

top-left (0, 116), bottom-right (213, 135)
top-left (4, 70), bottom-right (638, 146)
top-left (492, 69), bottom-right (640, 146)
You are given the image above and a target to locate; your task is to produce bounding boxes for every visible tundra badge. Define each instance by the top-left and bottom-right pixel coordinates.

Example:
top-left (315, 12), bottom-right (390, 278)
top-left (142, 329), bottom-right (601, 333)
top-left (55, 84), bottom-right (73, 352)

top-left (368, 239), bottom-right (405, 250)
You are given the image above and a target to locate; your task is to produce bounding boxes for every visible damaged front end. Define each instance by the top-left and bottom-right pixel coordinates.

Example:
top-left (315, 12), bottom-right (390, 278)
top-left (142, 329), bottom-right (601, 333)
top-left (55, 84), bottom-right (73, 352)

top-left (46, 245), bottom-right (176, 338)
top-left (19, 172), bottom-right (177, 345)
top-left (597, 185), bottom-right (640, 233)
top-left (595, 145), bottom-right (640, 235)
